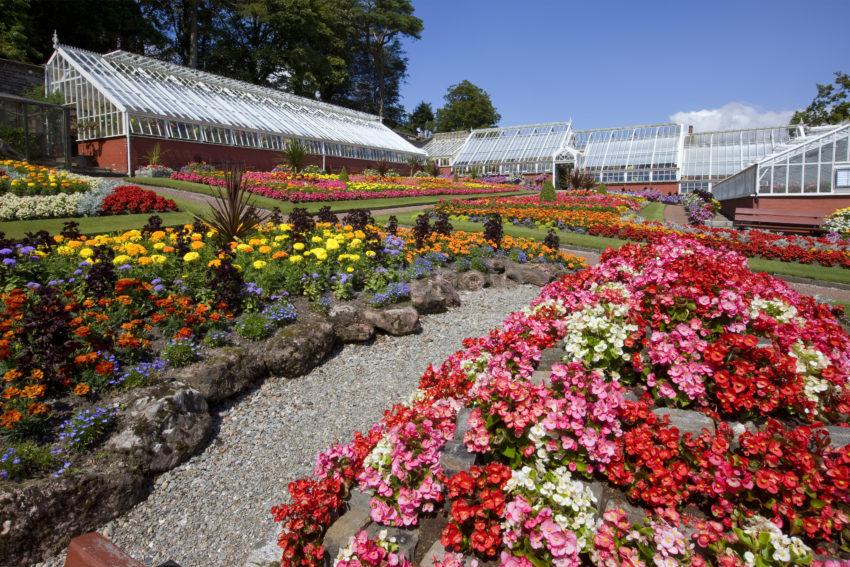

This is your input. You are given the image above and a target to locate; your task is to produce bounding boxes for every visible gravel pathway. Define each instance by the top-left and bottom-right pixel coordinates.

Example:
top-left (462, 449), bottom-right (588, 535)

top-left (36, 285), bottom-right (539, 567)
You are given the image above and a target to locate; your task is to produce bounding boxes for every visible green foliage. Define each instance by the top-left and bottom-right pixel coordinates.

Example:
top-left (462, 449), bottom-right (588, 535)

top-left (435, 80), bottom-right (500, 132)
top-left (338, 167), bottom-right (349, 182)
top-left (236, 312), bottom-right (274, 341)
top-left (199, 165), bottom-right (262, 244)
top-left (282, 139), bottom-right (307, 173)
top-left (791, 71), bottom-right (850, 126)
top-left (569, 169), bottom-right (597, 190)
top-left (143, 142), bottom-right (163, 166)
top-left (162, 338), bottom-right (199, 368)
top-left (406, 154), bottom-right (423, 176)
top-left (406, 101), bottom-right (435, 133)
top-left (596, 184), bottom-right (608, 194)
top-left (1, 441), bottom-right (56, 482)
top-left (540, 180), bottom-right (556, 202)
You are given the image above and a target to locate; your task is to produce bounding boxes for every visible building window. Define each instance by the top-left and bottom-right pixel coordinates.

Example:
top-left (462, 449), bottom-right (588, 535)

top-left (837, 168), bottom-right (850, 190)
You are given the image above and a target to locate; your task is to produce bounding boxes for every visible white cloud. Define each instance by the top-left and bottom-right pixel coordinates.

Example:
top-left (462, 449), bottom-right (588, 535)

top-left (670, 102), bottom-right (795, 132)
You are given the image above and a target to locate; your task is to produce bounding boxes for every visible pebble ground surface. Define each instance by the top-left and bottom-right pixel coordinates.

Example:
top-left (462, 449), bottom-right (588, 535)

top-left (36, 285), bottom-right (539, 567)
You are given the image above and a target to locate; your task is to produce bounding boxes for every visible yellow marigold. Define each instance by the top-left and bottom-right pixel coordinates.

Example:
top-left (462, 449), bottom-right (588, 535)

top-left (365, 250), bottom-right (376, 258)
top-left (79, 247), bottom-right (94, 259)
top-left (346, 266), bottom-right (354, 273)
top-left (354, 230), bottom-right (366, 239)
top-left (278, 223), bottom-right (292, 231)
top-left (190, 241), bottom-right (205, 250)
top-left (191, 233), bottom-right (203, 241)
top-left (325, 239), bottom-right (340, 251)
top-left (293, 242), bottom-right (305, 251)
top-left (56, 245), bottom-right (73, 255)
top-left (53, 235), bottom-right (64, 243)
top-left (311, 236), bottom-right (323, 243)
top-left (289, 255), bottom-right (303, 263)
top-left (113, 254), bottom-right (132, 265)
top-left (150, 230), bottom-right (166, 242)
top-left (153, 242), bottom-right (166, 250)
top-left (259, 245), bottom-right (272, 254)
top-left (249, 238), bottom-right (262, 246)
top-left (151, 254), bottom-right (167, 264)
top-left (274, 234), bottom-right (288, 242)
top-left (252, 260), bottom-right (267, 269)
top-left (310, 248), bottom-right (328, 261)
top-left (208, 258), bottom-right (221, 268)
top-left (138, 256), bottom-right (153, 266)
top-left (349, 238), bottom-right (362, 249)
top-left (236, 243), bottom-right (253, 253)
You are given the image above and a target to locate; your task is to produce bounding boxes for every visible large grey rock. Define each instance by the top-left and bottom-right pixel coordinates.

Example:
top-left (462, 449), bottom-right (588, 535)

top-left (487, 257), bottom-right (507, 273)
top-left (505, 263), bottom-right (554, 287)
top-left (106, 383), bottom-right (211, 473)
top-left (440, 441), bottom-right (476, 477)
top-left (261, 316), bottom-right (336, 377)
top-left (456, 271), bottom-right (487, 291)
top-left (538, 347), bottom-right (564, 369)
top-left (486, 273), bottom-right (516, 289)
top-left (364, 306), bottom-right (420, 336)
top-left (322, 504), bottom-right (372, 566)
top-left (169, 346), bottom-right (266, 403)
top-left (825, 426), bottom-right (850, 449)
top-left (0, 470), bottom-right (147, 566)
top-left (410, 277), bottom-right (461, 314)
top-left (602, 489), bottom-right (645, 524)
top-left (452, 407), bottom-right (473, 442)
top-left (328, 303), bottom-right (375, 343)
top-left (652, 408), bottom-right (715, 437)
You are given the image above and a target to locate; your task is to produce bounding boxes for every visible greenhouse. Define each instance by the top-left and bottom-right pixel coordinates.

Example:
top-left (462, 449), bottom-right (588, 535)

top-left (712, 123), bottom-right (850, 200)
top-left (450, 122), bottom-right (575, 175)
top-left (44, 42), bottom-right (425, 173)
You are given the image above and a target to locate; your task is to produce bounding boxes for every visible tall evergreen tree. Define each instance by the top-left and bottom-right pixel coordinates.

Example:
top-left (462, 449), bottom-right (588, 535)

top-left (406, 101), bottom-right (434, 134)
top-left (791, 71), bottom-right (850, 126)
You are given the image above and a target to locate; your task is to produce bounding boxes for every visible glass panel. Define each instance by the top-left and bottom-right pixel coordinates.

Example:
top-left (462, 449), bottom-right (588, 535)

top-left (805, 146), bottom-right (819, 163)
top-left (803, 164), bottom-right (818, 193)
top-left (787, 164), bottom-right (802, 193)
top-left (759, 168), bottom-right (771, 194)
top-left (836, 168), bottom-right (850, 188)
top-left (773, 165), bottom-right (787, 193)
top-left (836, 137), bottom-right (849, 162)
top-left (821, 142), bottom-right (833, 163)
top-left (790, 151), bottom-right (803, 164)
top-left (819, 164), bottom-right (832, 192)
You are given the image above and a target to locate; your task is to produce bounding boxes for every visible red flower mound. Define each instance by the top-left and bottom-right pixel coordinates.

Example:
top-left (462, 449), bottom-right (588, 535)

top-left (100, 185), bottom-right (178, 214)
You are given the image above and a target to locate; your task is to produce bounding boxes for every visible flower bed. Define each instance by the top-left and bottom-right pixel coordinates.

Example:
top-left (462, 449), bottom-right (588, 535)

top-left (271, 235), bottom-right (850, 566)
top-left (170, 166), bottom-right (521, 203)
top-left (99, 185), bottom-right (178, 214)
top-left (437, 195), bottom-right (850, 268)
top-left (0, 159), bottom-right (91, 196)
top-left (0, 217), bottom-right (582, 463)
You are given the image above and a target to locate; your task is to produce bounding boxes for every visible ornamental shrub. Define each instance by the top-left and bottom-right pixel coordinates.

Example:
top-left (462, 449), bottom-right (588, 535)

top-left (540, 180), bottom-right (556, 202)
top-left (483, 213), bottom-right (503, 248)
top-left (236, 312), bottom-right (275, 341)
top-left (161, 338), bottom-right (200, 368)
top-left (0, 442), bottom-right (56, 481)
top-left (342, 209), bottom-right (373, 231)
top-left (433, 211), bottom-right (453, 235)
top-left (338, 167), bottom-right (349, 182)
top-left (543, 228), bottom-right (560, 250)
top-left (412, 214), bottom-right (431, 248)
top-left (386, 215), bottom-right (399, 236)
top-left (100, 185), bottom-right (178, 214)
top-left (288, 207), bottom-right (315, 238)
top-left (314, 206), bottom-right (338, 224)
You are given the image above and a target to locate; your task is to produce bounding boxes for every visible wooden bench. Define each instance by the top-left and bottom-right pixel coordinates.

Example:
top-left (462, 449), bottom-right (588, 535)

top-left (733, 208), bottom-right (823, 234)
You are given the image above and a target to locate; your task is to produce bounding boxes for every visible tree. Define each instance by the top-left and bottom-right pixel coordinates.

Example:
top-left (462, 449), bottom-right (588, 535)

top-left (791, 71), bottom-right (850, 126)
top-left (406, 101), bottom-right (434, 134)
top-left (347, 0), bottom-right (422, 122)
top-left (435, 80), bottom-right (500, 132)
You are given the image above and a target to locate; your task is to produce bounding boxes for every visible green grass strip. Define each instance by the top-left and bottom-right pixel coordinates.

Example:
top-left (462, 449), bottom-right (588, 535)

top-left (638, 202), bottom-right (666, 223)
top-left (128, 176), bottom-right (531, 213)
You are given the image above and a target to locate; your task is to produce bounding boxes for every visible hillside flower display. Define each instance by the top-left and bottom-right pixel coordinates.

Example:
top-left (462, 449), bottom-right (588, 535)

top-left (271, 235), bottom-right (850, 566)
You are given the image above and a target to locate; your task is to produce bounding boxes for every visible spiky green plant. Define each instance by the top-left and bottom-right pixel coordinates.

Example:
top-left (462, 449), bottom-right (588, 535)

top-left (281, 139), bottom-right (307, 172)
top-left (198, 164), bottom-right (262, 245)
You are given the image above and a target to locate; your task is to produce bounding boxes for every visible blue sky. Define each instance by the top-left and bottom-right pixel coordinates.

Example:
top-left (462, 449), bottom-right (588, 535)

top-left (400, 0), bottom-right (850, 131)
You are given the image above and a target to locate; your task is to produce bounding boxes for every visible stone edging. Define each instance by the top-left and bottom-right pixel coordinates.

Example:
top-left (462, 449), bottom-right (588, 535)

top-left (0, 258), bottom-right (565, 566)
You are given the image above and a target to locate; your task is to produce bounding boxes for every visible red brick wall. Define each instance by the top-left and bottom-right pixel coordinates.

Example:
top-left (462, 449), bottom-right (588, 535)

top-left (78, 136), bottom-right (414, 175)
top-left (605, 182), bottom-right (680, 195)
top-left (719, 195), bottom-right (850, 220)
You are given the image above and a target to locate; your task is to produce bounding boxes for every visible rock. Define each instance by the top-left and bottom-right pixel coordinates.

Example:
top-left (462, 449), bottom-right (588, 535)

top-left (456, 271), bottom-right (487, 291)
top-left (0, 470), bottom-right (147, 566)
top-left (410, 277), bottom-right (461, 314)
top-left (243, 530), bottom-right (281, 567)
top-left (348, 488), bottom-right (372, 511)
top-left (487, 258), bottom-right (507, 273)
top-left (365, 524), bottom-right (418, 562)
top-left (364, 306), bottom-right (420, 336)
top-left (825, 426), bottom-right (850, 449)
top-left (328, 303), bottom-right (375, 343)
top-left (169, 346), bottom-right (266, 403)
top-left (485, 273), bottom-right (515, 289)
top-left (440, 441), bottom-right (476, 477)
top-left (505, 263), bottom-right (554, 287)
top-left (529, 370), bottom-right (549, 386)
top-left (453, 407), bottom-right (472, 442)
top-left (106, 383), bottom-right (211, 473)
top-left (261, 316), bottom-right (336, 377)
top-left (537, 347), bottom-right (564, 369)
top-left (602, 489), bottom-right (645, 524)
top-left (322, 505), bottom-right (372, 566)
top-left (728, 421), bottom-right (757, 450)
top-left (652, 407), bottom-right (715, 437)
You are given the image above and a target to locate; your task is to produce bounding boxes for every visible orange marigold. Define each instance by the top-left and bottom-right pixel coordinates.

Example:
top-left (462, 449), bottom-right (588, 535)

top-left (0, 409), bottom-right (22, 428)
top-left (73, 383), bottom-right (91, 396)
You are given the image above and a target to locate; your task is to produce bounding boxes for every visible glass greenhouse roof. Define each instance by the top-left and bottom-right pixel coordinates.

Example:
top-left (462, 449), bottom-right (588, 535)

top-left (422, 131), bottom-right (471, 159)
top-left (451, 122), bottom-right (572, 167)
top-left (45, 44), bottom-right (424, 157)
top-left (680, 126), bottom-right (801, 181)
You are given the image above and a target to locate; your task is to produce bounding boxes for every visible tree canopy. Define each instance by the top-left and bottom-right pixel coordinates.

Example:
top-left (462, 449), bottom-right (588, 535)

top-left (435, 80), bottom-right (500, 132)
top-left (0, 0), bottom-right (421, 126)
top-left (791, 71), bottom-right (850, 126)
top-left (406, 101), bottom-right (434, 134)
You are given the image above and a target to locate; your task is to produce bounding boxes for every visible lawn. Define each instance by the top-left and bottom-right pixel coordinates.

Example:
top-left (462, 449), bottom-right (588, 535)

top-left (128, 176), bottom-right (532, 212)
top-left (0, 192), bottom-right (212, 238)
top-left (375, 211), bottom-right (850, 286)
top-left (638, 202), bottom-right (666, 222)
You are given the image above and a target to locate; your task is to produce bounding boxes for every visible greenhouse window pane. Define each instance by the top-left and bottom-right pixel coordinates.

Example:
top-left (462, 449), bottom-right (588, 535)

top-left (803, 164), bottom-right (818, 193)
top-left (819, 164), bottom-right (832, 192)
top-left (787, 165), bottom-right (802, 193)
top-left (773, 165), bottom-right (787, 193)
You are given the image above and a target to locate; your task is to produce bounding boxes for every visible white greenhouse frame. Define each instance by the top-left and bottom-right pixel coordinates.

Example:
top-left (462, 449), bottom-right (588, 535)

top-left (44, 42), bottom-right (425, 174)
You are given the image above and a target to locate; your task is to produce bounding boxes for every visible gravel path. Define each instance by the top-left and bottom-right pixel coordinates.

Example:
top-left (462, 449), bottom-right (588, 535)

top-left (37, 285), bottom-right (539, 567)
